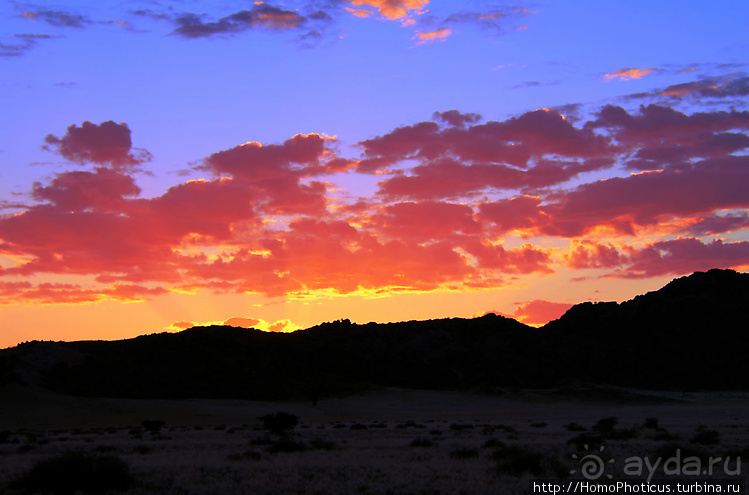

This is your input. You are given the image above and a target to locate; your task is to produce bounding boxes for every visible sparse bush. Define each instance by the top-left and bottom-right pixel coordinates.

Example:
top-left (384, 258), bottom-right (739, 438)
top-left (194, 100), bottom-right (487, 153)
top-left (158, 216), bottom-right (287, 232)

top-left (530, 422), bottom-right (547, 428)
top-left (410, 438), bottom-right (434, 448)
top-left (564, 423), bottom-right (587, 432)
top-left (133, 445), bottom-right (152, 455)
top-left (397, 421), bottom-right (426, 429)
top-left (492, 445), bottom-right (545, 477)
top-left (652, 429), bottom-right (679, 442)
top-left (449, 423), bottom-right (474, 432)
top-left (259, 412), bottom-right (299, 435)
top-left (350, 423), bottom-right (367, 430)
top-left (592, 417), bottom-right (618, 434)
top-left (265, 439), bottom-right (306, 453)
top-left (310, 437), bottom-right (336, 450)
top-left (607, 427), bottom-right (639, 440)
top-left (652, 443), bottom-right (711, 463)
top-left (8, 450), bottom-right (133, 494)
top-left (643, 417), bottom-right (659, 429)
top-left (691, 430), bottom-right (720, 446)
top-left (567, 433), bottom-right (604, 450)
top-left (228, 450), bottom-right (262, 461)
top-left (141, 420), bottom-right (165, 432)
top-left (450, 447), bottom-right (479, 459)
top-left (492, 445), bottom-right (568, 478)
top-left (482, 438), bottom-right (505, 449)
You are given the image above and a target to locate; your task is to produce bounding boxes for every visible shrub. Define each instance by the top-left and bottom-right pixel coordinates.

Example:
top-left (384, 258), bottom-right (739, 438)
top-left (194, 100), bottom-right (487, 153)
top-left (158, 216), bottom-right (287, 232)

top-left (265, 439), bottom-right (306, 453)
top-left (450, 447), bottom-right (479, 459)
top-left (592, 417), bottom-right (618, 434)
top-left (410, 438), bottom-right (434, 448)
top-left (567, 433), bottom-right (604, 450)
top-left (652, 443), bottom-right (711, 463)
top-left (564, 423), bottom-right (587, 432)
top-left (7, 450), bottom-right (133, 494)
top-left (652, 429), bottom-right (679, 442)
top-left (259, 412), bottom-right (299, 435)
top-left (643, 417), bottom-right (659, 429)
top-left (482, 438), bottom-right (505, 449)
top-left (227, 450), bottom-right (262, 461)
top-left (310, 437), bottom-right (336, 450)
top-left (141, 420), bottom-right (165, 433)
top-left (691, 430), bottom-right (720, 446)
top-left (492, 446), bottom-right (546, 477)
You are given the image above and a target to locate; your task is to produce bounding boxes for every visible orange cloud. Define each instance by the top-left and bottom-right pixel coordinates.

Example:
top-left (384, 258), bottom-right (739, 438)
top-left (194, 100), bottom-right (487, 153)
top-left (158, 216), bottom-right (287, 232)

top-left (349, 0), bottom-right (428, 20)
top-left (413, 27), bottom-right (452, 44)
top-left (603, 68), bottom-right (656, 80)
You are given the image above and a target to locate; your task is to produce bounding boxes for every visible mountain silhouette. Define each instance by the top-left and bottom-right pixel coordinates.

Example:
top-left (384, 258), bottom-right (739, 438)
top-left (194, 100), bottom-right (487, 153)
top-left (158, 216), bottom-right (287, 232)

top-left (1, 269), bottom-right (747, 400)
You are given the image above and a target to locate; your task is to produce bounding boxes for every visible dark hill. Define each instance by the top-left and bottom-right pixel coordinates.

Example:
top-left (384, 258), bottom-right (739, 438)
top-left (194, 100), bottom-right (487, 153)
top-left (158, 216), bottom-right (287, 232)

top-left (1, 269), bottom-right (747, 399)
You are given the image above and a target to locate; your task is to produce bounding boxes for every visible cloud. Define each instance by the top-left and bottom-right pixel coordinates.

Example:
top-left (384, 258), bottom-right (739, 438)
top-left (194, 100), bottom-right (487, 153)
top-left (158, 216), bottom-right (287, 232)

top-left (43, 121), bottom-right (151, 169)
top-left (443, 7), bottom-right (534, 30)
top-left (3, 102), bottom-right (749, 307)
top-left (20, 9), bottom-right (89, 28)
top-left (497, 299), bottom-right (573, 325)
top-left (0, 34), bottom-right (54, 57)
top-left (32, 168), bottom-right (141, 212)
top-left (223, 317), bottom-right (261, 328)
top-left (659, 75), bottom-right (749, 99)
top-left (348, 0), bottom-right (429, 21)
top-left (0, 281), bottom-right (167, 305)
top-left (367, 201), bottom-right (480, 241)
top-left (541, 156), bottom-right (749, 237)
top-left (463, 240), bottom-right (553, 275)
top-left (202, 133), bottom-right (331, 215)
top-left (413, 27), bottom-right (452, 44)
top-left (569, 238), bottom-right (749, 279)
top-left (169, 4), bottom-right (323, 38)
top-left (360, 107), bottom-right (613, 188)
top-left (432, 110), bottom-right (481, 128)
top-left (602, 68), bottom-right (656, 80)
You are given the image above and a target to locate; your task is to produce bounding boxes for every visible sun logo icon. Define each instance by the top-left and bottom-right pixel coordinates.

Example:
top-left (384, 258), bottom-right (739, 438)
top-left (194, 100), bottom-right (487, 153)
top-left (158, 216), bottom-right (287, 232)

top-left (570, 444), bottom-right (615, 480)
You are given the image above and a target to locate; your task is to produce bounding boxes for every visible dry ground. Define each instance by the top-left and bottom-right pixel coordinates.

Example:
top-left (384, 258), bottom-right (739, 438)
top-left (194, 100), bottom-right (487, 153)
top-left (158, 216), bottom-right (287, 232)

top-left (1, 386), bottom-right (747, 494)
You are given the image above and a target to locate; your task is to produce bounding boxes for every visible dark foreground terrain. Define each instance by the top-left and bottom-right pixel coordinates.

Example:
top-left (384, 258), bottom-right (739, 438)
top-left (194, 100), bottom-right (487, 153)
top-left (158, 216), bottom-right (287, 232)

top-left (1, 387), bottom-right (748, 494)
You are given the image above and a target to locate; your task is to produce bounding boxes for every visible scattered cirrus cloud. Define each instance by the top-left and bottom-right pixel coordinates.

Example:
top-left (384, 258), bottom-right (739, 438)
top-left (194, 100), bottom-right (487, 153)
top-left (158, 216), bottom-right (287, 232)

top-left (19, 9), bottom-right (90, 28)
top-left (602, 68), bottom-right (657, 81)
top-left (0, 33), bottom-right (54, 57)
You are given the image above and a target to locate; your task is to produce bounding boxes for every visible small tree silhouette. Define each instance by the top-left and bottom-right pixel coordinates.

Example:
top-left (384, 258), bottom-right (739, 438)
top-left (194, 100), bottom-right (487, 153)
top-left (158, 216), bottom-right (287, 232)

top-left (258, 411), bottom-right (299, 435)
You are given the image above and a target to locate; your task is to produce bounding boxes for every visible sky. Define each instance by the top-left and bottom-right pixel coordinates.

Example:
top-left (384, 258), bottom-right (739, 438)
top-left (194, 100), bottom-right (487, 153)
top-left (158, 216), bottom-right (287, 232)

top-left (1, 0), bottom-right (748, 348)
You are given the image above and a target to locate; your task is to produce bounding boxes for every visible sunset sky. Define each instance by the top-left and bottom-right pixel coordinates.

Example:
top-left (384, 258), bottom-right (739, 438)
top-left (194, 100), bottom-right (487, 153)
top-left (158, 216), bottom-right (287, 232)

top-left (1, 0), bottom-right (748, 348)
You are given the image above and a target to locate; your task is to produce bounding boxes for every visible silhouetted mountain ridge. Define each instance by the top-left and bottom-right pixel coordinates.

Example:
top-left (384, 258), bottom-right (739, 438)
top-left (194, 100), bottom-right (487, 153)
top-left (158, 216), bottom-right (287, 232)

top-left (1, 269), bottom-right (747, 399)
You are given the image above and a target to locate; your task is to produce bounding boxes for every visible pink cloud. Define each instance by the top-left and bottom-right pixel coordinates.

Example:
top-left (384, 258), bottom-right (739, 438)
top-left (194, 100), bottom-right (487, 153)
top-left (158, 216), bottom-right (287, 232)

top-left (499, 299), bottom-right (573, 325)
